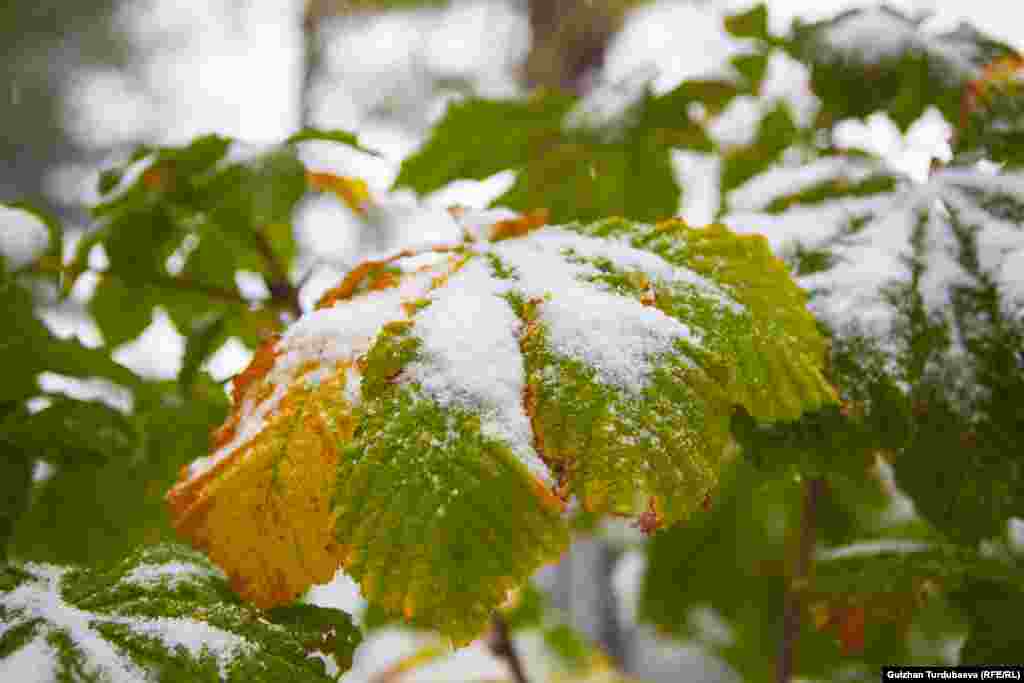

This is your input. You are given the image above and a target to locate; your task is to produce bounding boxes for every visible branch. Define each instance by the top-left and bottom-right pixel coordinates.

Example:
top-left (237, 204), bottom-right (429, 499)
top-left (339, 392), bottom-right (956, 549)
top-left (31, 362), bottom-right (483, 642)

top-left (252, 228), bottom-right (302, 318)
top-left (488, 613), bottom-right (530, 683)
top-left (776, 477), bottom-right (825, 683)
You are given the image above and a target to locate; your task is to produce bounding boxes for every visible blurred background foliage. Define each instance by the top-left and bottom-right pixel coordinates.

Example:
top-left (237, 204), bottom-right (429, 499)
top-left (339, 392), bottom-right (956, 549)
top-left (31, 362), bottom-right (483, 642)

top-left (2, 0), bottom-right (1023, 682)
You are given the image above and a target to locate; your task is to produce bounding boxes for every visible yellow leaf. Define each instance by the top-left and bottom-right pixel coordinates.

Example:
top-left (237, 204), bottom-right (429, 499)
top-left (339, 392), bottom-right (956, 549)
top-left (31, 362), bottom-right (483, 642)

top-left (307, 170), bottom-right (371, 214)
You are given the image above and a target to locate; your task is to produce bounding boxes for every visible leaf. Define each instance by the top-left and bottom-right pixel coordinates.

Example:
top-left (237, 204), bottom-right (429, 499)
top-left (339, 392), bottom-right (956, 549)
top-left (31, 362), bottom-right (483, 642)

top-left (0, 451), bottom-right (32, 562)
top-left (394, 88), bottom-right (699, 224)
top-left (719, 102), bottom-right (799, 195)
top-left (285, 128), bottom-right (381, 157)
top-left (788, 6), bottom-right (1017, 128)
top-left (958, 54), bottom-right (1024, 168)
top-left (10, 379), bottom-right (228, 568)
top-left (393, 93), bottom-right (575, 196)
top-left (725, 154), bottom-right (1024, 543)
top-left (0, 543), bottom-right (360, 681)
top-left (179, 314), bottom-right (228, 391)
top-left (808, 545), bottom-right (1020, 662)
top-left (0, 398), bottom-right (136, 467)
top-left (724, 3), bottom-right (770, 42)
top-left (168, 214), bottom-right (833, 642)
top-left (725, 159), bottom-right (1024, 341)
top-left (307, 171), bottom-right (371, 214)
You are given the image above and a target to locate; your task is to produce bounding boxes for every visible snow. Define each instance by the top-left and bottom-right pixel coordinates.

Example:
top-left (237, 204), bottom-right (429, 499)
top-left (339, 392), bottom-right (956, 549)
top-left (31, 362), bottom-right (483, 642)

top-left (727, 163), bottom-right (1024, 339)
top-left (817, 540), bottom-right (932, 560)
top-left (123, 617), bottom-right (254, 677)
top-left (820, 6), bottom-right (979, 75)
top-left (406, 257), bottom-right (549, 482)
top-left (727, 157), bottom-right (880, 212)
top-left (111, 308), bottom-right (186, 381)
top-left (2, 563), bottom-right (256, 682)
top-left (0, 204), bottom-right (50, 269)
top-left (490, 228), bottom-right (719, 394)
top-left (122, 561), bottom-right (219, 589)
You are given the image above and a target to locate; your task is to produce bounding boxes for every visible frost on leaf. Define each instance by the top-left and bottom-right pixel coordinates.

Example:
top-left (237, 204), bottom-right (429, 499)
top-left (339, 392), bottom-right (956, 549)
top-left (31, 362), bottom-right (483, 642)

top-left (168, 212), bottom-right (833, 643)
top-left (0, 544), bottom-right (360, 682)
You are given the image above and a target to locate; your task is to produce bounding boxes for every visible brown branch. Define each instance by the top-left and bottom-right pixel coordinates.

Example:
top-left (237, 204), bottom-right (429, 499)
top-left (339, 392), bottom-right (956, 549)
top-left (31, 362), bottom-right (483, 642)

top-left (488, 613), bottom-right (530, 683)
top-left (776, 477), bottom-right (825, 683)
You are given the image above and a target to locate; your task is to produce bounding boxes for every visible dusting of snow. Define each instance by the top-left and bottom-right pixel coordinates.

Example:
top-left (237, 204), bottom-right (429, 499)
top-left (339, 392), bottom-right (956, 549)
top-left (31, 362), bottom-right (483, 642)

top-left (121, 616), bottom-right (254, 677)
top-left (121, 561), bottom-right (219, 589)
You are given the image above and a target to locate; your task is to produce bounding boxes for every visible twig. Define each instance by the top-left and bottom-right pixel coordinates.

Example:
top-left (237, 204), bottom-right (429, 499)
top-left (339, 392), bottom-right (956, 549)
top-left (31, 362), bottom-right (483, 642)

top-left (252, 228), bottom-right (302, 318)
top-left (488, 613), bottom-right (530, 683)
top-left (776, 477), bottom-right (825, 683)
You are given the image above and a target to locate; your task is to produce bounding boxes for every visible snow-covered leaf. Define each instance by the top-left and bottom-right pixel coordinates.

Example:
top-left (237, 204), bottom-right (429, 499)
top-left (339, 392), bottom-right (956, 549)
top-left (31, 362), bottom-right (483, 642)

top-left (725, 161), bottom-right (1024, 338)
top-left (789, 6), bottom-right (1017, 129)
top-left (0, 543), bottom-right (360, 682)
top-left (168, 212), bottom-right (833, 643)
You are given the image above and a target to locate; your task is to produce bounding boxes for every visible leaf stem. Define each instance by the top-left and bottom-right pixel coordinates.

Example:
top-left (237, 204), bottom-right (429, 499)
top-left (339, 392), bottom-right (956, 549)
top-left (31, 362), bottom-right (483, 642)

top-left (489, 613), bottom-right (530, 683)
top-left (776, 476), bottom-right (824, 683)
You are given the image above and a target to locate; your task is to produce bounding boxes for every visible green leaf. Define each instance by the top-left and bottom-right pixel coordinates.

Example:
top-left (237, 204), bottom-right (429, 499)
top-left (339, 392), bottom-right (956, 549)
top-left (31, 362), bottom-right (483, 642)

top-left (393, 93), bottom-right (575, 196)
top-left (724, 4), bottom-right (770, 42)
top-left (725, 155), bottom-right (1024, 544)
top-left (952, 578), bottom-right (1024, 663)
top-left (285, 128), bottom-right (381, 157)
top-left (89, 278), bottom-right (158, 347)
top-left (788, 7), bottom-right (1017, 129)
top-left (493, 131), bottom-right (680, 223)
top-left (641, 79), bottom-right (741, 152)
top-left (11, 380), bottom-right (228, 568)
top-left (0, 543), bottom-right (360, 681)
top-left (719, 102), bottom-right (798, 195)
top-left (169, 215), bottom-right (833, 643)
top-left (179, 314), bottom-right (228, 391)
top-left (0, 398), bottom-right (136, 467)
top-left (0, 451), bottom-right (32, 562)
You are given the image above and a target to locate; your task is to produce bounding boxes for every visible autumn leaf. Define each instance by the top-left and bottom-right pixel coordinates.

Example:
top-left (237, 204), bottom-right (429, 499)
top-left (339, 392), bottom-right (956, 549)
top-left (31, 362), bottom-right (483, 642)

top-left (168, 210), bottom-right (834, 643)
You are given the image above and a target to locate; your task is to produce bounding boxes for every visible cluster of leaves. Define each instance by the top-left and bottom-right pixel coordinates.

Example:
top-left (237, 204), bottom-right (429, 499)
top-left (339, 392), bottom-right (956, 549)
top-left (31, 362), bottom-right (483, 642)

top-left (3, 1), bottom-right (1023, 681)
